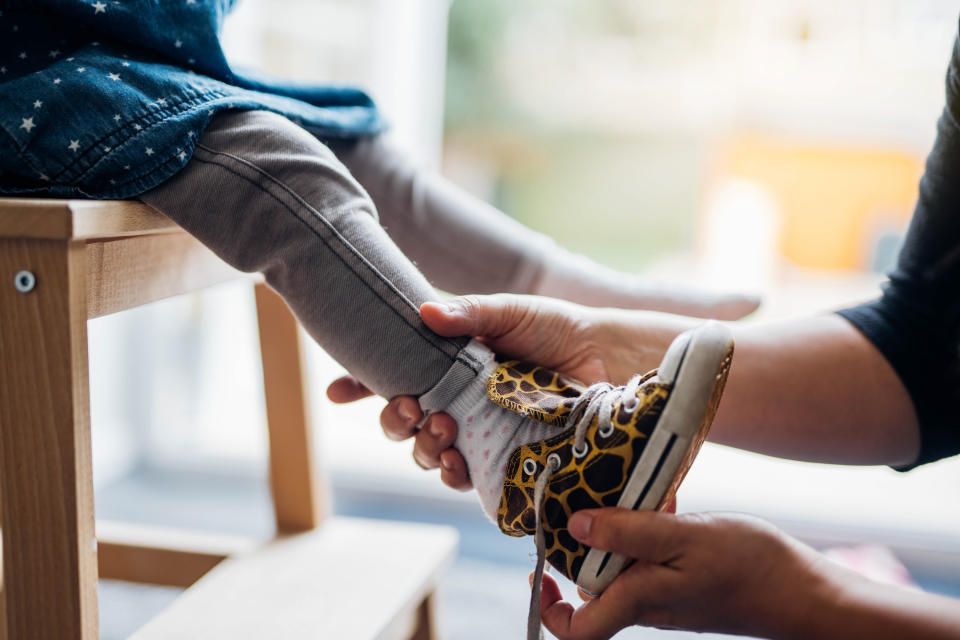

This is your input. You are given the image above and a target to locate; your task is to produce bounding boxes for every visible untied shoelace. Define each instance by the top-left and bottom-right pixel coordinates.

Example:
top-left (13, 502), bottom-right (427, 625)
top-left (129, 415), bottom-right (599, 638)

top-left (527, 374), bottom-right (645, 640)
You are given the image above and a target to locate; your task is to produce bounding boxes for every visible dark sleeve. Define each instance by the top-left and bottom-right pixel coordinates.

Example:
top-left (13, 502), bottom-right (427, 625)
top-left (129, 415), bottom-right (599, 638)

top-left (836, 29), bottom-right (960, 470)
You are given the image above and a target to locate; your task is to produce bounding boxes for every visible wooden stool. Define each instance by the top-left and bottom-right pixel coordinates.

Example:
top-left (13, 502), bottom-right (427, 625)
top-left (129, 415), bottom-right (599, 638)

top-left (0, 198), bottom-right (457, 640)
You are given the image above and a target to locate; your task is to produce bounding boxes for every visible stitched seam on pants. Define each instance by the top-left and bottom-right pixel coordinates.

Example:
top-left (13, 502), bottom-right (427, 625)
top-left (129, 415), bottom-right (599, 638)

top-left (457, 348), bottom-right (483, 371)
top-left (189, 146), bottom-right (465, 365)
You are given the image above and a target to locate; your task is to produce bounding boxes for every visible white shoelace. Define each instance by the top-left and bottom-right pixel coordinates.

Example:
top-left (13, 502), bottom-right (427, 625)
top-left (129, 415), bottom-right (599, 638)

top-left (526, 375), bottom-right (645, 640)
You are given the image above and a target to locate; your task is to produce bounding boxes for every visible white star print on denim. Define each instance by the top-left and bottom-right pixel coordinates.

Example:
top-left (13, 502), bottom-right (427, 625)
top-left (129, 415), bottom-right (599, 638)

top-left (0, 1), bottom-right (384, 200)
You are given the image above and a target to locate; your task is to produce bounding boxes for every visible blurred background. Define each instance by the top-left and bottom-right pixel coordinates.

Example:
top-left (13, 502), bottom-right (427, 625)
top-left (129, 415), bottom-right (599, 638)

top-left (94, 1), bottom-right (960, 638)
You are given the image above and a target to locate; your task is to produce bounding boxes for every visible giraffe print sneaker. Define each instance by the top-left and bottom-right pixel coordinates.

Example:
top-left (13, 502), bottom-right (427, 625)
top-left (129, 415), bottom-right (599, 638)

top-left (486, 321), bottom-right (734, 603)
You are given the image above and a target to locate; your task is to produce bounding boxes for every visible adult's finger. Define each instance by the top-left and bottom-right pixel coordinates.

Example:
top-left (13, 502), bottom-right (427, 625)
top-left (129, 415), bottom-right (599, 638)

top-left (537, 574), bottom-right (577, 638)
top-left (380, 396), bottom-right (421, 441)
top-left (568, 508), bottom-right (686, 563)
top-left (420, 295), bottom-right (531, 339)
top-left (412, 413), bottom-right (458, 470)
top-left (439, 448), bottom-right (472, 490)
top-left (539, 573), bottom-right (634, 640)
top-left (326, 375), bottom-right (373, 403)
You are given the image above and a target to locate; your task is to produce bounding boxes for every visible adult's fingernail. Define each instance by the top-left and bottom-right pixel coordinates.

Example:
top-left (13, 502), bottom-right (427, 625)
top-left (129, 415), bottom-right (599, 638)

top-left (429, 421), bottom-right (444, 438)
top-left (441, 455), bottom-right (452, 470)
top-left (398, 406), bottom-right (413, 424)
top-left (568, 512), bottom-right (593, 541)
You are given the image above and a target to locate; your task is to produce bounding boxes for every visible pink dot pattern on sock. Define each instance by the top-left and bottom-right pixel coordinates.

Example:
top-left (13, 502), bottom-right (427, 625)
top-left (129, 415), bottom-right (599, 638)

top-left (482, 430), bottom-right (490, 438)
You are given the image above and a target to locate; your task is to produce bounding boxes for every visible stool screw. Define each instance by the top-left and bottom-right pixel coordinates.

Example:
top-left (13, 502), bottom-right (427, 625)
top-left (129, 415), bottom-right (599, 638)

top-left (14, 270), bottom-right (36, 293)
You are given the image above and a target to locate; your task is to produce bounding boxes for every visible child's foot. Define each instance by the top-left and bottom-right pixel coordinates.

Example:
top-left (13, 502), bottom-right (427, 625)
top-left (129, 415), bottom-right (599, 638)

top-left (492, 321), bottom-right (732, 588)
top-left (444, 322), bottom-right (732, 579)
top-left (445, 322), bottom-right (733, 640)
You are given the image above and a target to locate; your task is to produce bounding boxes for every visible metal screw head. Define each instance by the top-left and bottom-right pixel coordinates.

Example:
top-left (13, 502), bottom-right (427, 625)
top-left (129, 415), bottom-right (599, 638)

top-left (14, 270), bottom-right (35, 293)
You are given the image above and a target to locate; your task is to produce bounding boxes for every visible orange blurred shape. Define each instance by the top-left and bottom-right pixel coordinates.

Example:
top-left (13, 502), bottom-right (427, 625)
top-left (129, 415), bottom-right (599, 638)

top-left (709, 134), bottom-right (922, 271)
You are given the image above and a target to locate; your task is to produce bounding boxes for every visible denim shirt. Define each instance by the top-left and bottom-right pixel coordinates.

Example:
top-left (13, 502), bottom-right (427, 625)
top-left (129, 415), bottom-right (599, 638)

top-left (0, 0), bottom-right (385, 199)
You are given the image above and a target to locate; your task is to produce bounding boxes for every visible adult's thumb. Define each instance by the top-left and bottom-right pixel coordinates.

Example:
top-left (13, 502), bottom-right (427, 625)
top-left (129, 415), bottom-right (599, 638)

top-left (420, 295), bottom-right (521, 339)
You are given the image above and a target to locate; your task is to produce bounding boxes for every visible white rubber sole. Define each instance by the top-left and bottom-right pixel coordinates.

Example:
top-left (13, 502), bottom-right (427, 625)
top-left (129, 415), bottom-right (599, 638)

top-left (575, 320), bottom-right (734, 595)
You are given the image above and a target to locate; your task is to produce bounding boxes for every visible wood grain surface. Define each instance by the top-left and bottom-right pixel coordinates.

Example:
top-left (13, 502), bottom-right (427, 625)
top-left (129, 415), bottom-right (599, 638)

top-left (131, 518), bottom-right (457, 640)
top-left (0, 238), bottom-right (98, 639)
top-left (255, 282), bottom-right (324, 533)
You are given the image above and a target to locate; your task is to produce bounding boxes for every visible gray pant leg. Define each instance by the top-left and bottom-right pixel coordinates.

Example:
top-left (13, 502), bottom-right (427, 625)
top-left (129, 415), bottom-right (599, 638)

top-left (333, 138), bottom-right (550, 295)
top-left (139, 110), bottom-right (483, 402)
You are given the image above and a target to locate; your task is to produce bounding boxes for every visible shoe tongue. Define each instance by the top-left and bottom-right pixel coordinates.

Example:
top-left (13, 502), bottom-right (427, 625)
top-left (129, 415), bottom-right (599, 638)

top-left (485, 361), bottom-right (586, 427)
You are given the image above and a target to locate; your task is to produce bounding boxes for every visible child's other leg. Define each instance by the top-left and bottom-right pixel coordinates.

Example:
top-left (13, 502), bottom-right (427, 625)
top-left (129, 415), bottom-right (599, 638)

top-left (335, 138), bottom-right (759, 320)
top-left (139, 110), bottom-right (553, 515)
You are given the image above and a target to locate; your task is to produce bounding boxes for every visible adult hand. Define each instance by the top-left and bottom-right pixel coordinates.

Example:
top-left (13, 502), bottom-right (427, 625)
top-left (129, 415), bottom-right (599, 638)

top-left (537, 509), bottom-right (834, 640)
top-left (327, 294), bottom-right (697, 487)
top-left (326, 294), bottom-right (618, 487)
top-left (540, 508), bottom-right (960, 640)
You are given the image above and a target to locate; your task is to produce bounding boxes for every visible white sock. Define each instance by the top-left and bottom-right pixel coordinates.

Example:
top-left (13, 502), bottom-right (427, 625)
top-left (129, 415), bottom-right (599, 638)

top-left (445, 356), bottom-right (557, 521)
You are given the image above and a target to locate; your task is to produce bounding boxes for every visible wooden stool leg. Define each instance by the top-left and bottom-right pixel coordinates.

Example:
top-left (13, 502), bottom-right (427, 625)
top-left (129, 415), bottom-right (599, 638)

top-left (254, 282), bottom-right (324, 533)
top-left (0, 239), bottom-right (98, 640)
top-left (410, 592), bottom-right (441, 640)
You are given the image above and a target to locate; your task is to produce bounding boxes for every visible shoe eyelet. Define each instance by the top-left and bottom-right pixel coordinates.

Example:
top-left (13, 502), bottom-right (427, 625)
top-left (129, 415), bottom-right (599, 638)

top-left (623, 397), bottom-right (639, 412)
top-left (546, 453), bottom-right (562, 470)
top-left (572, 442), bottom-right (589, 459)
top-left (523, 458), bottom-right (538, 476)
top-left (598, 423), bottom-right (615, 438)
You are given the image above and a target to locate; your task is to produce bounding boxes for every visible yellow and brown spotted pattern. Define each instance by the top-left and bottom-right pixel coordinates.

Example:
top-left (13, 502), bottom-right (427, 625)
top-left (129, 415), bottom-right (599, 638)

top-left (486, 360), bottom-right (587, 427)
top-left (491, 365), bottom-right (670, 583)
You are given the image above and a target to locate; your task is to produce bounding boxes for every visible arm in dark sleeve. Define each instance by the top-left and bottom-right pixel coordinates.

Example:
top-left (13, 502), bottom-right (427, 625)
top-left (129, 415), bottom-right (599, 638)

top-left (837, 31), bottom-right (960, 469)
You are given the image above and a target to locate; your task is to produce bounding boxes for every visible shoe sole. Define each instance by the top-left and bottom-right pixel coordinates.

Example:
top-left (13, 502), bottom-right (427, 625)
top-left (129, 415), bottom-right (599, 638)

top-left (575, 320), bottom-right (734, 595)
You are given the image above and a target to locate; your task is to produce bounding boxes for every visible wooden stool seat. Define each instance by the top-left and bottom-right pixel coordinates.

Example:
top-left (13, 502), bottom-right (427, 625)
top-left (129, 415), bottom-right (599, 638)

top-left (132, 518), bottom-right (457, 640)
top-left (0, 198), bottom-right (456, 639)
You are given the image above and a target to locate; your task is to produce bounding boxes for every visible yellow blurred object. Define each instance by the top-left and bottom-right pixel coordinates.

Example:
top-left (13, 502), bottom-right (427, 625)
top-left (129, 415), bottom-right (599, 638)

top-left (708, 134), bottom-right (922, 271)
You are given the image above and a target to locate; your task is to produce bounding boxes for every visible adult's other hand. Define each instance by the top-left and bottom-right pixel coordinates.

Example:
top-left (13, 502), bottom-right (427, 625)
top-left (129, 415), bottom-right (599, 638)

top-left (538, 508), bottom-right (833, 640)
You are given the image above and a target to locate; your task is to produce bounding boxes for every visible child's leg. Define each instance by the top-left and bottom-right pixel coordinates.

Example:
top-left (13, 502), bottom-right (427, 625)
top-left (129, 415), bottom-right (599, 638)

top-left (141, 111), bottom-right (462, 401)
top-left (335, 138), bottom-right (759, 320)
top-left (139, 110), bottom-right (552, 514)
